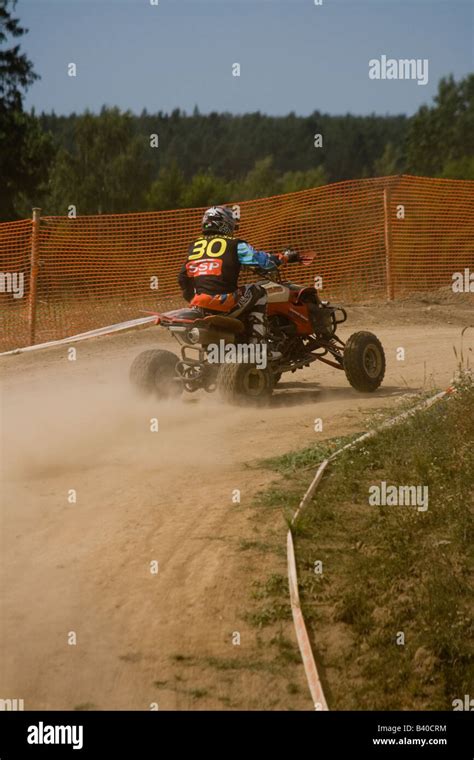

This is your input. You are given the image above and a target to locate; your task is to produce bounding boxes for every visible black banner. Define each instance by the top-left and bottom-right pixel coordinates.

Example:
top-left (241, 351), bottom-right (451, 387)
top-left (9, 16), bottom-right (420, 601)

top-left (0, 710), bottom-right (472, 758)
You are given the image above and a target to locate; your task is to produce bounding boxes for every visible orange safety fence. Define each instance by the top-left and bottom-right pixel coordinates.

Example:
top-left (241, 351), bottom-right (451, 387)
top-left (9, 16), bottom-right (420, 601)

top-left (0, 174), bottom-right (473, 352)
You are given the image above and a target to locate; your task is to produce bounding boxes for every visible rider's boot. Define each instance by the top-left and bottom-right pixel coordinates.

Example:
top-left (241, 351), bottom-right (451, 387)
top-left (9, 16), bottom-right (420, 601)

top-left (247, 310), bottom-right (282, 362)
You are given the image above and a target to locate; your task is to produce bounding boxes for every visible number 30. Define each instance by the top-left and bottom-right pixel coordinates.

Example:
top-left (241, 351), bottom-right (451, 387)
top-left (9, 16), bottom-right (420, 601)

top-left (189, 237), bottom-right (227, 260)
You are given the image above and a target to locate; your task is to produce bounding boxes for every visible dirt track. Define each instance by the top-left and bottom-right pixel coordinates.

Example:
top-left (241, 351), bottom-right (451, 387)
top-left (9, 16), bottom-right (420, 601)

top-left (1, 298), bottom-right (473, 710)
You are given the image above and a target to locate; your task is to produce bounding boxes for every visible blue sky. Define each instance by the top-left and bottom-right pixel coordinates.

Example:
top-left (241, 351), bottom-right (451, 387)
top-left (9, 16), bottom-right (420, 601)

top-left (16, 0), bottom-right (474, 116)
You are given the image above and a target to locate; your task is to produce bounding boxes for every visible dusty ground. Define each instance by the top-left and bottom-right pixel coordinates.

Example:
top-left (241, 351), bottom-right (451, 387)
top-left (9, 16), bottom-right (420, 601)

top-left (0, 295), bottom-right (473, 710)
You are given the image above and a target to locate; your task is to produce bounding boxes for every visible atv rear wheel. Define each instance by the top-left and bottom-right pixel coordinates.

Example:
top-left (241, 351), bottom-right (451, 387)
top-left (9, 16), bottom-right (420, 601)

top-left (129, 349), bottom-right (182, 398)
top-left (343, 331), bottom-right (385, 392)
top-left (218, 363), bottom-right (274, 405)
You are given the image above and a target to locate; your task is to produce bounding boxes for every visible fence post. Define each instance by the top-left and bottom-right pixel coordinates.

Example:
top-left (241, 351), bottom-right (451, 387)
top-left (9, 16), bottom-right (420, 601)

top-left (28, 207), bottom-right (41, 345)
top-left (383, 187), bottom-right (394, 301)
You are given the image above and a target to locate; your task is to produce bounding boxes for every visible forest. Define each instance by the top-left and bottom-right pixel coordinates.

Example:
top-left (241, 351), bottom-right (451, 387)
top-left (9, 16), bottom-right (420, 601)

top-left (1, 0), bottom-right (473, 221)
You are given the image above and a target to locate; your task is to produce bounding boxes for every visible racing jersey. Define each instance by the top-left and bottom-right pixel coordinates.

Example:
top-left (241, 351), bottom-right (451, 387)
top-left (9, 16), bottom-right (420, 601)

top-left (178, 235), bottom-right (281, 301)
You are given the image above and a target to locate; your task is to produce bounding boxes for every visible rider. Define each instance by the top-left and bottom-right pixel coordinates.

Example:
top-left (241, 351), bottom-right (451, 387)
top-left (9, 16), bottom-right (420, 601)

top-left (178, 206), bottom-right (301, 350)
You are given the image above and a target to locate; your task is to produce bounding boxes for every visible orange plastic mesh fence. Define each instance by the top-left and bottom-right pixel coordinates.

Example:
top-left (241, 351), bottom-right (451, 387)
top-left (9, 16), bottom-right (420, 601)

top-left (0, 219), bottom-right (34, 350)
top-left (0, 175), bottom-right (473, 351)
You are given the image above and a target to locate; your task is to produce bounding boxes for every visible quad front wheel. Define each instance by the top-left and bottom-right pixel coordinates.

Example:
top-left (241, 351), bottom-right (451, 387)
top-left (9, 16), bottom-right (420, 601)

top-left (343, 331), bottom-right (385, 392)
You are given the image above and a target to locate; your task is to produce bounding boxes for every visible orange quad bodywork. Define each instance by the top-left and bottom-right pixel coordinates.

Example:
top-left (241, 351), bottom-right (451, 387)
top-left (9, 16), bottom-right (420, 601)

top-left (267, 286), bottom-right (316, 336)
top-left (152, 283), bottom-right (320, 336)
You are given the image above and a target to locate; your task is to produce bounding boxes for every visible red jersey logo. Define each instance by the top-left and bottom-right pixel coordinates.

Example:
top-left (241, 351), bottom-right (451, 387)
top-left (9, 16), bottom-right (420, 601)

top-left (186, 259), bottom-right (223, 277)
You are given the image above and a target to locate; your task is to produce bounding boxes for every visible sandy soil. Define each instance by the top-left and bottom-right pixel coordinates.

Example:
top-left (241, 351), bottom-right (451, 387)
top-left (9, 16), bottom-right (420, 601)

top-left (0, 298), bottom-right (472, 710)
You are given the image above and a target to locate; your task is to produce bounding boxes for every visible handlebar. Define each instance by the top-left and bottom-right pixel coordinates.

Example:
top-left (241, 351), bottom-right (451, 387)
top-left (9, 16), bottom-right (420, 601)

top-left (249, 265), bottom-right (282, 283)
top-left (248, 251), bottom-right (315, 282)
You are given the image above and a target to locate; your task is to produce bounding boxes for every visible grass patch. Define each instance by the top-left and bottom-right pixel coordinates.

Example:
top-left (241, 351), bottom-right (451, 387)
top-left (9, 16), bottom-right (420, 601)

top-left (290, 375), bottom-right (473, 709)
top-left (204, 635), bottom-right (302, 679)
top-left (245, 573), bottom-right (292, 628)
top-left (260, 393), bottom-right (443, 477)
top-left (205, 655), bottom-right (277, 674)
top-left (238, 538), bottom-right (279, 553)
top-left (260, 434), bottom-right (358, 474)
top-left (189, 688), bottom-right (208, 699)
top-left (171, 654), bottom-right (194, 663)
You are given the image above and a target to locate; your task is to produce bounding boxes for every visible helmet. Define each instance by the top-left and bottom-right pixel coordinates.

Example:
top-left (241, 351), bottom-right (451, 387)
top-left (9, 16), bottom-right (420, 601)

top-left (202, 206), bottom-right (237, 236)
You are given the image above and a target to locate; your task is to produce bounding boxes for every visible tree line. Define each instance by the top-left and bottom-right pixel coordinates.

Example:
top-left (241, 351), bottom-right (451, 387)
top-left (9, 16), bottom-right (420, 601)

top-left (1, 0), bottom-right (473, 221)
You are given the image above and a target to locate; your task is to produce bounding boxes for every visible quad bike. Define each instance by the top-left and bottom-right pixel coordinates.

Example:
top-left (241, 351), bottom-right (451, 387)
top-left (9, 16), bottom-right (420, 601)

top-left (129, 264), bottom-right (386, 404)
